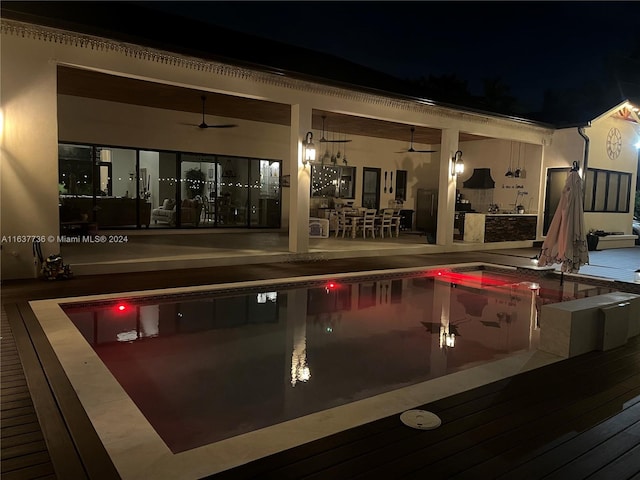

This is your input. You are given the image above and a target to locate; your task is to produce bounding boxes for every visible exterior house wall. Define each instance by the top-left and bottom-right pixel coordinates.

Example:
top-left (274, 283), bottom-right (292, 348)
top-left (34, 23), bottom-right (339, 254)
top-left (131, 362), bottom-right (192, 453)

top-left (57, 96), bottom-right (444, 223)
top-left (458, 139), bottom-right (542, 215)
top-left (58, 96), bottom-right (292, 161)
top-left (542, 117), bottom-right (639, 236)
top-left (583, 117), bottom-right (639, 233)
top-left (5, 19), bottom-right (607, 279)
top-left (1, 33), bottom-right (60, 279)
top-left (308, 133), bottom-right (441, 212)
top-left (58, 95), bottom-right (293, 224)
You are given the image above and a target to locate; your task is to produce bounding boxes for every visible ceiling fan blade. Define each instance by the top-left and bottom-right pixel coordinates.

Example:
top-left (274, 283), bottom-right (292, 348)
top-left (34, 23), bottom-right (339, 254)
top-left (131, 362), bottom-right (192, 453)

top-left (193, 95), bottom-right (238, 129)
top-left (395, 127), bottom-right (436, 153)
top-left (200, 123), bottom-right (237, 129)
top-left (318, 115), bottom-right (352, 142)
top-left (319, 138), bottom-right (352, 143)
top-left (396, 148), bottom-right (438, 153)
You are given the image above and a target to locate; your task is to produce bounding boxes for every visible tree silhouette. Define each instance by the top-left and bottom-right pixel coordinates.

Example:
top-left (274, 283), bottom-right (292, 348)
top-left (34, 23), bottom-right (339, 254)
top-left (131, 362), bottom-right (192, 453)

top-left (408, 73), bottom-right (526, 116)
top-left (479, 77), bottom-right (519, 114)
top-left (408, 73), bottom-right (474, 107)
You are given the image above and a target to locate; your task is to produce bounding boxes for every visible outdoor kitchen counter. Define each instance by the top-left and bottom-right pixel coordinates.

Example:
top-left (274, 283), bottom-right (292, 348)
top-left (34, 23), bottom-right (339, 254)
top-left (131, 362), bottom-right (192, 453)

top-left (464, 213), bottom-right (537, 243)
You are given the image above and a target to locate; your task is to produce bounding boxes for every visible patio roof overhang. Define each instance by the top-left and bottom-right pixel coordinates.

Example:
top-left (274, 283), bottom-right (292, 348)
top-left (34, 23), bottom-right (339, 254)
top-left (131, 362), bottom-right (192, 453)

top-left (3, 1), bottom-right (554, 146)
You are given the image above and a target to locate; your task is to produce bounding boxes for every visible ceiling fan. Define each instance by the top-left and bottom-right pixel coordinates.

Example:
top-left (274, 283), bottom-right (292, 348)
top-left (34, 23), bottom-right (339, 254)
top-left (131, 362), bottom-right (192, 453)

top-left (318, 115), bottom-right (351, 143)
top-left (182, 95), bottom-right (238, 129)
top-left (396, 127), bottom-right (438, 153)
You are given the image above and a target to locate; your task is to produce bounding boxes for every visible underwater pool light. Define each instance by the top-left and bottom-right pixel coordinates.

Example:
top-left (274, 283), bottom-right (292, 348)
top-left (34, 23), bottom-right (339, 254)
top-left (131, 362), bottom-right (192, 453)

top-left (325, 281), bottom-right (339, 292)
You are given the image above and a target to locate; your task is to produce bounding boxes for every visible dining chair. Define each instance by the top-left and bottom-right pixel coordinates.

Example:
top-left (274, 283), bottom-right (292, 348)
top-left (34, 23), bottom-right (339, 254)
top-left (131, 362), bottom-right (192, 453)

top-left (361, 209), bottom-right (377, 239)
top-left (377, 208), bottom-right (394, 238)
top-left (202, 197), bottom-right (214, 223)
top-left (391, 214), bottom-right (402, 237)
top-left (335, 211), bottom-right (354, 238)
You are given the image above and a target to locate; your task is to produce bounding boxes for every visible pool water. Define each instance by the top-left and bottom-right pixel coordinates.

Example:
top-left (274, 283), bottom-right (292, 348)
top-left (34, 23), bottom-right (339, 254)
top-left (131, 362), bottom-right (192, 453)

top-left (62, 268), bottom-right (613, 453)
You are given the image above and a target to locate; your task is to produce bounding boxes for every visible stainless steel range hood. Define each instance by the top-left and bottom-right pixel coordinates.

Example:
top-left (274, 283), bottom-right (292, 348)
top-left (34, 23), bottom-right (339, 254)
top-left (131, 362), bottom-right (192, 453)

top-left (462, 168), bottom-right (496, 189)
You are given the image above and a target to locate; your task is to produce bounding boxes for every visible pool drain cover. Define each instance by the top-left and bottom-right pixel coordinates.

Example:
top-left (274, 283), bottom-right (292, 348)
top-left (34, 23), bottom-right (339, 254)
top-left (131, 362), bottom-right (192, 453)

top-left (400, 410), bottom-right (441, 430)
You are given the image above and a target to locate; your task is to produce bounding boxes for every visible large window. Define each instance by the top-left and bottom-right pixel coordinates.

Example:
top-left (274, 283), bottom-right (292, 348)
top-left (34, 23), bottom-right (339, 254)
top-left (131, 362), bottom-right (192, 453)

top-left (311, 165), bottom-right (356, 199)
top-left (584, 168), bottom-right (632, 213)
top-left (58, 143), bottom-right (281, 229)
top-left (58, 144), bottom-right (93, 196)
top-left (59, 144), bottom-right (148, 228)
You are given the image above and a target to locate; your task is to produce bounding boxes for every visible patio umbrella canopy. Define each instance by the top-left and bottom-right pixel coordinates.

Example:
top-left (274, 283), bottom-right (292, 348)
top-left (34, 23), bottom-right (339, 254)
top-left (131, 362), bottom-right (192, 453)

top-left (538, 166), bottom-right (589, 273)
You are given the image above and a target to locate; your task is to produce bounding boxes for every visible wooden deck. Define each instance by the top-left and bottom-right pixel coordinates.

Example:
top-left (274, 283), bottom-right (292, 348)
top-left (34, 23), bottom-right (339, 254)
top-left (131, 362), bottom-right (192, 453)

top-left (210, 335), bottom-right (640, 480)
top-left (2, 253), bottom-right (640, 480)
top-left (1, 308), bottom-right (55, 480)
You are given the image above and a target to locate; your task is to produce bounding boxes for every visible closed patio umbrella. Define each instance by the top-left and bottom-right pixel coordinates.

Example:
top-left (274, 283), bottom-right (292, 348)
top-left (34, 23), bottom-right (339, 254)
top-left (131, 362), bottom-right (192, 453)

top-left (537, 165), bottom-right (589, 275)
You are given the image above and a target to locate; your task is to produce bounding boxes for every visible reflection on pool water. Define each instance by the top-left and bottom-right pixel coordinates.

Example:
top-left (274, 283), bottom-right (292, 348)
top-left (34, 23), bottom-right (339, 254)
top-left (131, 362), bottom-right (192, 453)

top-left (62, 268), bottom-right (614, 454)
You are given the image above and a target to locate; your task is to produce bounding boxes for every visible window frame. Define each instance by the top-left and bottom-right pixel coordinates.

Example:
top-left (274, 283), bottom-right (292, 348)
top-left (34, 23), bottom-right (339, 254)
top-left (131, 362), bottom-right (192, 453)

top-left (310, 164), bottom-right (356, 199)
top-left (583, 167), bottom-right (631, 213)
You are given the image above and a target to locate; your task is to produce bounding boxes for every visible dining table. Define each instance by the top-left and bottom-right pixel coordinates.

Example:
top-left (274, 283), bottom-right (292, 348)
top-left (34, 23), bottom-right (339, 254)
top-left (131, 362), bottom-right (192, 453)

top-left (343, 211), bottom-right (363, 238)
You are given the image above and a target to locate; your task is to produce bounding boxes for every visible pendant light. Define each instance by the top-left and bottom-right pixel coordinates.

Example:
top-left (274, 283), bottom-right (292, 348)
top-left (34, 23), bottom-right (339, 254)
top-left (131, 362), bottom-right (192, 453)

top-left (515, 142), bottom-right (524, 178)
top-left (505, 142), bottom-right (514, 177)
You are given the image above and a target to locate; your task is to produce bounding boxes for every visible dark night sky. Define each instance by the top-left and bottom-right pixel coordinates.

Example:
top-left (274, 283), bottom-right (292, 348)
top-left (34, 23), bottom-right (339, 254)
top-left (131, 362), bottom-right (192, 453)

top-left (145, 1), bottom-right (639, 111)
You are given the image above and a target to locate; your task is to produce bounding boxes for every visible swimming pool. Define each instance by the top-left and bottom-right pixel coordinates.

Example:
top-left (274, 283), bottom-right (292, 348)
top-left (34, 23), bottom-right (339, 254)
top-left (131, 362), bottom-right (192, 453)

top-left (30, 265), bottom-right (614, 479)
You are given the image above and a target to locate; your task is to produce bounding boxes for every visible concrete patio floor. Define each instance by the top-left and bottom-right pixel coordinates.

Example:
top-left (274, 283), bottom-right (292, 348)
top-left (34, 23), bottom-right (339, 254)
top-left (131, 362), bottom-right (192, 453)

top-left (56, 229), bottom-right (640, 284)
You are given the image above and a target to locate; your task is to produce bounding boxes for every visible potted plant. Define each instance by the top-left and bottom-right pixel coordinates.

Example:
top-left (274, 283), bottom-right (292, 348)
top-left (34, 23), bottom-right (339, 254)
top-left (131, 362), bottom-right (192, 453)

top-left (587, 229), bottom-right (599, 251)
top-left (185, 168), bottom-right (205, 199)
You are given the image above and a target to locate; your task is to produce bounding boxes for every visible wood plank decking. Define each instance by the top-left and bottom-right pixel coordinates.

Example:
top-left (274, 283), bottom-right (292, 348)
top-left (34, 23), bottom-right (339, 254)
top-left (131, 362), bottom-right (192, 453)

top-left (209, 335), bottom-right (640, 480)
top-left (1, 306), bottom-right (56, 480)
top-left (1, 253), bottom-right (640, 480)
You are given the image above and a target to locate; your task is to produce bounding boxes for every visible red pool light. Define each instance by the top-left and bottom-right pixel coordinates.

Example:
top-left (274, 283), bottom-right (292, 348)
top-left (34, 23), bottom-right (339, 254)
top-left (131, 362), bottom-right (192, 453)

top-left (325, 281), bottom-right (338, 290)
top-left (115, 303), bottom-right (128, 312)
top-left (424, 269), bottom-right (449, 278)
top-left (430, 271), bottom-right (510, 288)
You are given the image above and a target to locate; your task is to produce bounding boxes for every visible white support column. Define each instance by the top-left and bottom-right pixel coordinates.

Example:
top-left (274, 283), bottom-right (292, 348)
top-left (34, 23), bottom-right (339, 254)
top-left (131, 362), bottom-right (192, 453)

top-left (288, 104), bottom-right (312, 253)
top-left (436, 128), bottom-right (459, 246)
top-left (1, 35), bottom-right (59, 279)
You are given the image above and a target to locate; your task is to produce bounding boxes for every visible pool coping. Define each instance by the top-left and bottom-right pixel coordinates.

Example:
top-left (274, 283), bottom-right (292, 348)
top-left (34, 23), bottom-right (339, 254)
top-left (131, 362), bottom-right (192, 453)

top-left (29, 262), bottom-right (566, 480)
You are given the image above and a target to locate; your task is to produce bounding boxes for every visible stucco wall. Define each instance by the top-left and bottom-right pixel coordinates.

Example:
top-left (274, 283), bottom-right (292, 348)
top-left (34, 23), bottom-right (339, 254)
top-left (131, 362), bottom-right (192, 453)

top-left (307, 132), bottom-right (441, 212)
top-left (457, 139), bottom-right (543, 214)
top-left (1, 33), bottom-right (60, 279)
top-left (543, 117), bottom-right (639, 235)
top-left (583, 118), bottom-right (639, 234)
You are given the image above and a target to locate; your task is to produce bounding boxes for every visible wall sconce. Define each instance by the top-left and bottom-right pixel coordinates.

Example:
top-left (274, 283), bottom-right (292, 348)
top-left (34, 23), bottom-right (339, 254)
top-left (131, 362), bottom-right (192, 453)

top-left (451, 150), bottom-right (464, 176)
top-left (444, 332), bottom-right (455, 348)
top-left (439, 330), bottom-right (455, 349)
top-left (302, 131), bottom-right (316, 166)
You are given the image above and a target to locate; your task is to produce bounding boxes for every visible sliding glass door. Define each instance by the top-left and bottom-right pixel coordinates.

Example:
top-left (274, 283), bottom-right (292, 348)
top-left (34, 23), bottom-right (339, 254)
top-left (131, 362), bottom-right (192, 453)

top-left (181, 154), bottom-right (217, 227)
top-left (217, 156), bottom-right (247, 227)
top-left (142, 150), bottom-right (177, 229)
top-left (249, 159), bottom-right (281, 227)
top-left (59, 144), bottom-right (281, 230)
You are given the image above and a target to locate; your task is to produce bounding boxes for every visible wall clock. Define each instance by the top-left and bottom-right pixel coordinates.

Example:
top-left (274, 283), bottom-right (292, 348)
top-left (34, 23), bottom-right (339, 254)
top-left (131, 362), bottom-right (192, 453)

top-left (606, 127), bottom-right (622, 160)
